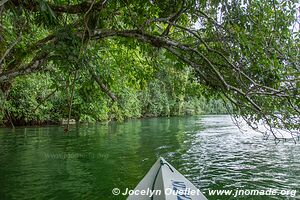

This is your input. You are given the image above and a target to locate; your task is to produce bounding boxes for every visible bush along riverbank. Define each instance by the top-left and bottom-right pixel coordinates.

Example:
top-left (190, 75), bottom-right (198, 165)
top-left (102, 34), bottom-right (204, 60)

top-left (0, 70), bottom-right (229, 127)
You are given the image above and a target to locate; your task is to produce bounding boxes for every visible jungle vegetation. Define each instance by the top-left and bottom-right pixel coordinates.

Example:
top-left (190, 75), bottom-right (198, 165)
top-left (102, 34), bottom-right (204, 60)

top-left (0, 0), bottom-right (299, 136)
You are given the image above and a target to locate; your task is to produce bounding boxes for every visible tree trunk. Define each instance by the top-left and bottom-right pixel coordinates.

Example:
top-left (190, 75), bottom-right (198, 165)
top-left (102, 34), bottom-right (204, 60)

top-left (65, 72), bottom-right (77, 132)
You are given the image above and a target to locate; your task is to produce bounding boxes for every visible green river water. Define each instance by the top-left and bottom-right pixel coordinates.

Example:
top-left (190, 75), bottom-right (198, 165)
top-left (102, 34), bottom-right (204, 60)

top-left (0, 115), bottom-right (299, 200)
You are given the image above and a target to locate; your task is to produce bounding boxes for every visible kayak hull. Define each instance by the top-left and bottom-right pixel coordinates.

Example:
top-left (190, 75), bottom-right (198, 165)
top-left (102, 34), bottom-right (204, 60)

top-left (127, 157), bottom-right (208, 200)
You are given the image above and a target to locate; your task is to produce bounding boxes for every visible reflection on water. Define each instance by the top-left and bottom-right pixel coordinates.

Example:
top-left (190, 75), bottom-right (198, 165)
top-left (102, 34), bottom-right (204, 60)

top-left (0, 115), bottom-right (299, 200)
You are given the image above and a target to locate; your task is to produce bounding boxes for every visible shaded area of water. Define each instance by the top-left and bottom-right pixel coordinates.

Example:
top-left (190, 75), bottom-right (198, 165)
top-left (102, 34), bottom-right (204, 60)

top-left (0, 115), bottom-right (299, 199)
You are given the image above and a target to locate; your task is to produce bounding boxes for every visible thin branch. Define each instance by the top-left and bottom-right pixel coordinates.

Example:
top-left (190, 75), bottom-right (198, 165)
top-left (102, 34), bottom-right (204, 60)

top-left (161, 0), bottom-right (187, 36)
top-left (33, 89), bottom-right (57, 113)
top-left (0, 52), bottom-right (49, 82)
top-left (0, 35), bottom-right (22, 73)
top-left (0, 0), bottom-right (8, 7)
top-left (66, 71), bottom-right (77, 132)
top-left (90, 69), bottom-right (117, 102)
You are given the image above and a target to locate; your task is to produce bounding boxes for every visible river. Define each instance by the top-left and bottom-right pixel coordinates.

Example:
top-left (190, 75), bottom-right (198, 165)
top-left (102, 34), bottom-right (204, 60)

top-left (0, 115), bottom-right (299, 199)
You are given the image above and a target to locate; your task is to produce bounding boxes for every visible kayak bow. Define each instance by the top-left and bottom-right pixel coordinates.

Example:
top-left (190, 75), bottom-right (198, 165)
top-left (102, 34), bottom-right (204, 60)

top-left (127, 157), bottom-right (208, 200)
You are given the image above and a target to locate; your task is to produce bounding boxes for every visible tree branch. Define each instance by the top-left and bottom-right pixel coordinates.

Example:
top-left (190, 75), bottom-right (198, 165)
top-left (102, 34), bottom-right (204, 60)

top-left (0, 52), bottom-right (49, 82)
top-left (161, 0), bottom-right (187, 36)
top-left (0, 35), bottom-right (21, 74)
top-left (90, 70), bottom-right (117, 102)
top-left (33, 88), bottom-right (57, 112)
top-left (0, 0), bottom-right (8, 7)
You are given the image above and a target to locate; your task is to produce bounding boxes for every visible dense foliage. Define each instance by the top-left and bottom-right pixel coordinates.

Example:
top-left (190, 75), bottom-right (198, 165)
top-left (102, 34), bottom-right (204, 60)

top-left (1, 63), bottom-right (227, 125)
top-left (0, 0), bottom-right (299, 135)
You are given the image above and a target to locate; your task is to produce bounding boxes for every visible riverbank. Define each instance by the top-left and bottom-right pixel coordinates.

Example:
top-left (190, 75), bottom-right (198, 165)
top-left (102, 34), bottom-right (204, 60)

top-left (0, 112), bottom-right (228, 128)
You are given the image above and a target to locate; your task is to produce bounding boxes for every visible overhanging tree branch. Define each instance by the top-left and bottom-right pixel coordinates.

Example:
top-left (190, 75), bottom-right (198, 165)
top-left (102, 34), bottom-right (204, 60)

top-left (0, 52), bottom-right (49, 82)
top-left (0, 35), bottom-right (21, 74)
top-left (89, 69), bottom-right (117, 102)
top-left (0, 0), bottom-right (8, 7)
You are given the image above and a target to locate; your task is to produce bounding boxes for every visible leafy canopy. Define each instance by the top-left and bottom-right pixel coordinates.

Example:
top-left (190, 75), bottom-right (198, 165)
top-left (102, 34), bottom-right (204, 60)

top-left (0, 0), bottom-right (299, 136)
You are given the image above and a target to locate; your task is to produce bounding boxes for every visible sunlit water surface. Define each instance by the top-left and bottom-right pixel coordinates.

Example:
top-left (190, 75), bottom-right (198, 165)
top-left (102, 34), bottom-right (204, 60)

top-left (0, 115), bottom-right (299, 200)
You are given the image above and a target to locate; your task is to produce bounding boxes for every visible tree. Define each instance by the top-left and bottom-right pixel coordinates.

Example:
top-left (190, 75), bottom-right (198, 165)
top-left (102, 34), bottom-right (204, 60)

top-left (0, 0), bottom-right (299, 137)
